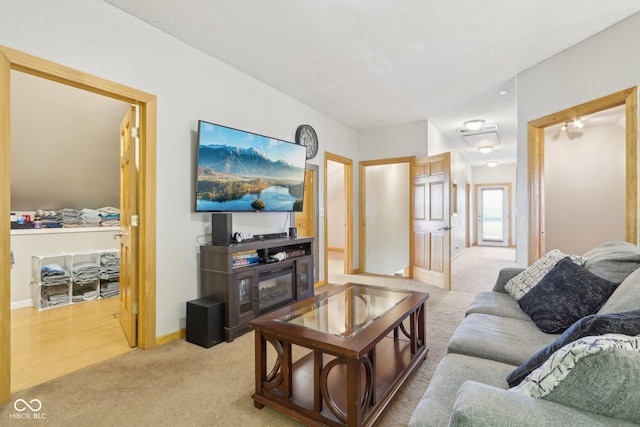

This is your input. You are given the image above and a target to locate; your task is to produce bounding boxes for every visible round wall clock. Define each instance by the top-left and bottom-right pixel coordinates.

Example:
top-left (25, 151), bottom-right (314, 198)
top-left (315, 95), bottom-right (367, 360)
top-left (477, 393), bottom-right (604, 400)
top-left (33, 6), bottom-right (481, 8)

top-left (295, 125), bottom-right (318, 159)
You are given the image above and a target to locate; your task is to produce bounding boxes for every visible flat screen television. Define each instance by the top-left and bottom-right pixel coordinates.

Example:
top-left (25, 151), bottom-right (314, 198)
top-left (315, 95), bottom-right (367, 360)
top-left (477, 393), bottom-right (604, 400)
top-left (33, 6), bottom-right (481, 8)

top-left (195, 120), bottom-right (307, 212)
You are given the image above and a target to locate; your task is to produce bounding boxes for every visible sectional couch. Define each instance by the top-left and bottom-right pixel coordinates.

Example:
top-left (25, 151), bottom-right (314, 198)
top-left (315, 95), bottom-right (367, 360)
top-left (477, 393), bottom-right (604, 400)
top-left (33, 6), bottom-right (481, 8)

top-left (409, 241), bottom-right (640, 426)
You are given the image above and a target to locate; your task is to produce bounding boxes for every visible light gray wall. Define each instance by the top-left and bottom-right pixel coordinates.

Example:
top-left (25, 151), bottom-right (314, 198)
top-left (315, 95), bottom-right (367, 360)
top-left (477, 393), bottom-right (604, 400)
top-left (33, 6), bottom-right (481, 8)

top-left (1, 0), bottom-right (358, 336)
top-left (544, 125), bottom-right (626, 254)
top-left (516, 12), bottom-right (640, 265)
top-left (11, 71), bottom-right (126, 211)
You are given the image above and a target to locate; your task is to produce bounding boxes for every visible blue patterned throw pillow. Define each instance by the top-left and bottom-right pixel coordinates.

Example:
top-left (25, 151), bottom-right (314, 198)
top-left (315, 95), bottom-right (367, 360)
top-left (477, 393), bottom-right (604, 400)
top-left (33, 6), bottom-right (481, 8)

top-left (507, 309), bottom-right (640, 387)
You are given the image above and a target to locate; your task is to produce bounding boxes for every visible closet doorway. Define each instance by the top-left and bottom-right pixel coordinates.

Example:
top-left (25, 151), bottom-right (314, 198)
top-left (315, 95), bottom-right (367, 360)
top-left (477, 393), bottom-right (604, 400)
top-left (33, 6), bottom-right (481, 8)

top-left (528, 87), bottom-right (638, 263)
top-left (0, 45), bottom-right (157, 404)
top-left (325, 152), bottom-right (353, 281)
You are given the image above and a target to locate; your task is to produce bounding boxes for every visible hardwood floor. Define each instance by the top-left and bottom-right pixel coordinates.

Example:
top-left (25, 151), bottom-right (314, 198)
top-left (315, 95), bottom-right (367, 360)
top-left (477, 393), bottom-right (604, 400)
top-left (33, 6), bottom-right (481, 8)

top-left (10, 297), bottom-right (133, 393)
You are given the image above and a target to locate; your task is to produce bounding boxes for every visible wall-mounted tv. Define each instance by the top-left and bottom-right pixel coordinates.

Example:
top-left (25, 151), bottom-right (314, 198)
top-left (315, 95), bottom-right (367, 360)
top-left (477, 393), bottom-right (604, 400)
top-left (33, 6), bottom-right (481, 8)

top-left (195, 120), bottom-right (307, 212)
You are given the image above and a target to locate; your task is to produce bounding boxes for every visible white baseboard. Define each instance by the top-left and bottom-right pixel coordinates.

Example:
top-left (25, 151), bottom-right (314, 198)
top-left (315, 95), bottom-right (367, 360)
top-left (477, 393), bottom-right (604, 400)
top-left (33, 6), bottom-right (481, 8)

top-left (12, 299), bottom-right (33, 310)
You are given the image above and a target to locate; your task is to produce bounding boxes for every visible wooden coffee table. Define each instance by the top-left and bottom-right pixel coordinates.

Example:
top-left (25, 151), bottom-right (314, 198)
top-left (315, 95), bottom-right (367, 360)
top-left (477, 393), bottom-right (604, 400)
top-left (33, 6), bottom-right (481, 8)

top-left (250, 283), bottom-right (429, 427)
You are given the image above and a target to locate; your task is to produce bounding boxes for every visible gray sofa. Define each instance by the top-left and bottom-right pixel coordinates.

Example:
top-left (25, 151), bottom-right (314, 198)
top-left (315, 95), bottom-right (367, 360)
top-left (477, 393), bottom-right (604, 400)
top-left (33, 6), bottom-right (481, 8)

top-left (409, 241), bottom-right (640, 427)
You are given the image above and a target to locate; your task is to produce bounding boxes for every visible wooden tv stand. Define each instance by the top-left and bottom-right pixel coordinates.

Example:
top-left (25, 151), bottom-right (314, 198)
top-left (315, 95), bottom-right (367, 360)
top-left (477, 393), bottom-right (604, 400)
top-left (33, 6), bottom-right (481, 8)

top-left (200, 236), bottom-right (314, 342)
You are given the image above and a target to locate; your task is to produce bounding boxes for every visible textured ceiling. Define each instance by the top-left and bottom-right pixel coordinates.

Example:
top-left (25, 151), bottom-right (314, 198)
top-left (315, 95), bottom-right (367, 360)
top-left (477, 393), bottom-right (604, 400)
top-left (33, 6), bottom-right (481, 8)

top-left (103, 0), bottom-right (640, 166)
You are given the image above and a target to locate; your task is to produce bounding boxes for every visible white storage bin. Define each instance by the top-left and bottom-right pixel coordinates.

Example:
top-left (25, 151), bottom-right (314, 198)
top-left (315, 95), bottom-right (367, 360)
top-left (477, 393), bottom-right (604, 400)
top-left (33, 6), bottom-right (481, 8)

top-left (31, 280), bottom-right (71, 310)
top-left (31, 253), bottom-right (73, 284)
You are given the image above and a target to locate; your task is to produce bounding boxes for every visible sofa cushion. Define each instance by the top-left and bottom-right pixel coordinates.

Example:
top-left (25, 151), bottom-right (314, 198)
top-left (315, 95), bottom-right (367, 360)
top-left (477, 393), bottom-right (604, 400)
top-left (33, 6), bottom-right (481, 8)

top-left (518, 257), bottom-right (618, 334)
top-left (451, 381), bottom-right (637, 427)
top-left (511, 334), bottom-right (640, 424)
top-left (583, 240), bottom-right (640, 283)
top-left (447, 313), bottom-right (559, 366)
top-left (599, 266), bottom-right (640, 314)
top-left (408, 354), bottom-right (515, 427)
top-left (507, 310), bottom-right (640, 387)
top-left (504, 249), bottom-right (585, 300)
top-left (465, 291), bottom-right (531, 321)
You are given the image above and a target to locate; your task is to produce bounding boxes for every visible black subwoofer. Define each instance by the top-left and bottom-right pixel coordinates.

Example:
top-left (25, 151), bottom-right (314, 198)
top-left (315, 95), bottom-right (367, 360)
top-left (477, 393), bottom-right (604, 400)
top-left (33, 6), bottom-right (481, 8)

top-left (186, 298), bottom-right (224, 348)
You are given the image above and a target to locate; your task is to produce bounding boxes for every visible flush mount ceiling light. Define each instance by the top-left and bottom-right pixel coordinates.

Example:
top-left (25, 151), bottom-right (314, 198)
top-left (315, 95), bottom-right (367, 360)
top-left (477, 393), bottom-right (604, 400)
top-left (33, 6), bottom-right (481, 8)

top-left (486, 161), bottom-right (499, 167)
top-left (560, 118), bottom-right (584, 132)
top-left (463, 119), bottom-right (485, 131)
top-left (573, 118), bottom-right (584, 129)
top-left (478, 146), bottom-right (493, 154)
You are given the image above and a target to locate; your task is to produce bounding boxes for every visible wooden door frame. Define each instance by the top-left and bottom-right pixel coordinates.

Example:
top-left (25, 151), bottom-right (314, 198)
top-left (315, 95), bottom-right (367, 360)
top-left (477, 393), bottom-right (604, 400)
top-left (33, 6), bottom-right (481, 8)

top-left (0, 45), bottom-right (157, 404)
top-left (528, 87), bottom-right (638, 264)
top-left (324, 152), bottom-right (353, 280)
top-left (359, 156), bottom-right (415, 275)
top-left (465, 181), bottom-right (471, 248)
top-left (474, 183), bottom-right (512, 247)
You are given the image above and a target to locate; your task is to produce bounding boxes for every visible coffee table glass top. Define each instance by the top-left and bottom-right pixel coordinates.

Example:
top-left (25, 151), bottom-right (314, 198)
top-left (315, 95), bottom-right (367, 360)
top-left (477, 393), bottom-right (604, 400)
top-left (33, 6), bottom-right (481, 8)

top-left (276, 285), bottom-right (411, 338)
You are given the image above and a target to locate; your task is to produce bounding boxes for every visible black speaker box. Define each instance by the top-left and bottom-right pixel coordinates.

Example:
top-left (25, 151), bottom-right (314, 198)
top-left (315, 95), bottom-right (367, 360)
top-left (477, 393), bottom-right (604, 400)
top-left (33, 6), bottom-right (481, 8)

top-left (186, 298), bottom-right (224, 348)
top-left (211, 213), bottom-right (232, 245)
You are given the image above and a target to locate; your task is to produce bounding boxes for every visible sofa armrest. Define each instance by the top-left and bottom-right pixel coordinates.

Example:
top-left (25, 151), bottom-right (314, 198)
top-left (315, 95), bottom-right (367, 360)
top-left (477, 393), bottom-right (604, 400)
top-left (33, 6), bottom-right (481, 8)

top-left (449, 381), bottom-right (636, 427)
top-left (491, 267), bottom-right (524, 293)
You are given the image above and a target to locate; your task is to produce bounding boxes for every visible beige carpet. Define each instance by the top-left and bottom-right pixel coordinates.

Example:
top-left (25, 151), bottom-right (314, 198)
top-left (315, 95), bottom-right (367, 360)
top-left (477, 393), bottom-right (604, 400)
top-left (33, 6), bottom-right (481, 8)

top-left (1, 246), bottom-right (516, 426)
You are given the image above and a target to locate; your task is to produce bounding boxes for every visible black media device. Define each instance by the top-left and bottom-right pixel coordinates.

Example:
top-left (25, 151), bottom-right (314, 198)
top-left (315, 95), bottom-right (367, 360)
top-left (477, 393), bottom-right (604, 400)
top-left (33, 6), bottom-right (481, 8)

top-left (289, 227), bottom-right (297, 238)
top-left (186, 298), bottom-right (224, 348)
top-left (211, 213), bottom-right (232, 245)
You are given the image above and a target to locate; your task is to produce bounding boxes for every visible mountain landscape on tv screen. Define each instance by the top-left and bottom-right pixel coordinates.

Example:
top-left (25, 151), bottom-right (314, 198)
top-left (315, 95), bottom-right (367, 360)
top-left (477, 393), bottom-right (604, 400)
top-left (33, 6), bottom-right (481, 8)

top-left (198, 144), bottom-right (303, 180)
top-left (196, 144), bottom-right (305, 211)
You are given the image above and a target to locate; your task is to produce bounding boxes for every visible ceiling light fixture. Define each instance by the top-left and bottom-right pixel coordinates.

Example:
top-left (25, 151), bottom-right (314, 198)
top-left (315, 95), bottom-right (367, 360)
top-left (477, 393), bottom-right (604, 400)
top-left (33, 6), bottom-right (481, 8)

top-left (486, 161), bottom-right (498, 167)
top-left (573, 118), bottom-right (584, 129)
top-left (478, 146), bottom-right (493, 154)
top-left (560, 123), bottom-right (568, 132)
top-left (463, 119), bottom-right (485, 131)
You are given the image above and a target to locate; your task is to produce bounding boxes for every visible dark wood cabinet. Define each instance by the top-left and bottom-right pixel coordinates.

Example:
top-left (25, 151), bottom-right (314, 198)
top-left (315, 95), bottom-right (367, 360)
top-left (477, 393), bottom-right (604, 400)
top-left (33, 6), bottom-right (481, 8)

top-left (200, 236), bottom-right (314, 342)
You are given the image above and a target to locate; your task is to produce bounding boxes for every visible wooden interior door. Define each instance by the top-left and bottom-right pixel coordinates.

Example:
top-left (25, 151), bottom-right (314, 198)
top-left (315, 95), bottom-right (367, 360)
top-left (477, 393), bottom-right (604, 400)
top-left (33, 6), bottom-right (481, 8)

top-left (410, 152), bottom-right (451, 290)
top-left (295, 168), bottom-right (315, 237)
top-left (119, 106), bottom-right (138, 347)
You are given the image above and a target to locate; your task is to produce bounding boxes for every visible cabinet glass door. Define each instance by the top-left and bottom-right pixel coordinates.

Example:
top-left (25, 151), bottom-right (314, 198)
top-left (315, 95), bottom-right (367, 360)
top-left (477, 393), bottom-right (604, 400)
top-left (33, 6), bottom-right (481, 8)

top-left (296, 258), bottom-right (313, 300)
top-left (238, 275), bottom-right (253, 315)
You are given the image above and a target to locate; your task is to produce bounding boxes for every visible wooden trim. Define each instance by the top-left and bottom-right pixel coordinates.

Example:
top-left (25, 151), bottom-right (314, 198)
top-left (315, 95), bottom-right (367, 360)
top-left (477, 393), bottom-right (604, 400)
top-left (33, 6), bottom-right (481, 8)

top-left (324, 152), bottom-right (354, 282)
top-left (528, 87), bottom-right (638, 264)
top-left (359, 157), bottom-right (415, 274)
top-left (465, 182), bottom-right (471, 248)
top-left (138, 97), bottom-right (157, 350)
top-left (625, 88), bottom-right (638, 244)
top-left (0, 45), bottom-right (157, 404)
top-left (156, 328), bottom-right (186, 347)
top-left (0, 48), bottom-right (12, 405)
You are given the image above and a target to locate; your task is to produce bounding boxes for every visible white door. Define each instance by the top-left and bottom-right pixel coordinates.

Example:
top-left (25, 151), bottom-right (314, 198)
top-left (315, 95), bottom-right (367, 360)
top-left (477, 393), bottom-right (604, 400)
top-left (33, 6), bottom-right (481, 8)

top-left (477, 185), bottom-right (509, 247)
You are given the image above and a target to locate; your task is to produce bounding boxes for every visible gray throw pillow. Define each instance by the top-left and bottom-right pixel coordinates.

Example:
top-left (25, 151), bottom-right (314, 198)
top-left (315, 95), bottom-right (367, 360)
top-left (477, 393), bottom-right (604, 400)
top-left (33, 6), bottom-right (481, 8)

top-left (506, 309), bottom-right (640, 387)
top-left (583, 240), bottom-right (640, 283)
top-left (599, 266), bottom-right (640, 314)
top-left (518, 257), bottom-right (619, 334)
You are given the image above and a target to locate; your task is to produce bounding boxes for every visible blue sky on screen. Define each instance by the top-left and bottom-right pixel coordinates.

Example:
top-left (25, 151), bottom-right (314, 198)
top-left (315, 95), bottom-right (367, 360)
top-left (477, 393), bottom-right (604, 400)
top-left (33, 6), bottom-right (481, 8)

top-left (200, 121), bottom-right (306, 168)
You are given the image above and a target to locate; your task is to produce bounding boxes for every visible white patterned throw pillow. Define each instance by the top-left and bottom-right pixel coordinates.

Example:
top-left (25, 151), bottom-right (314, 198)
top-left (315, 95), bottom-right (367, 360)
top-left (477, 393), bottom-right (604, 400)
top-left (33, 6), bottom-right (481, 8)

top-left (504, 249), bottom-right (586, 300)
top-left (510, 334), bottom-right (640, 423)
